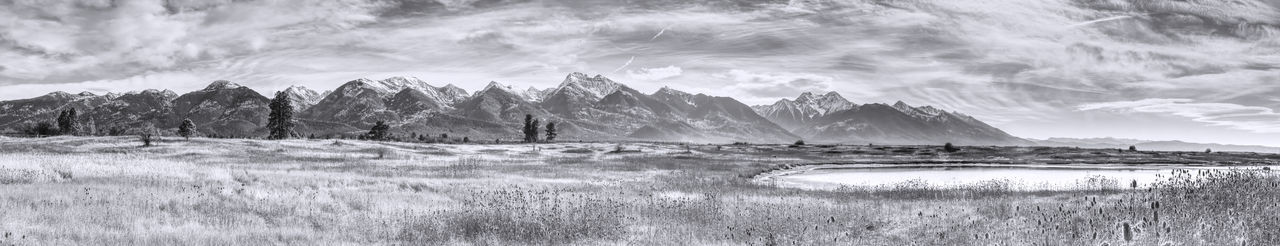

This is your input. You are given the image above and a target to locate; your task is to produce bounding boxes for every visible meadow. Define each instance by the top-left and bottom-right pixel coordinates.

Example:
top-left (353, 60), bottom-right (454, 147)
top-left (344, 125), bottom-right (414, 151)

top-left (0, 136), bottom-right (1277, 245)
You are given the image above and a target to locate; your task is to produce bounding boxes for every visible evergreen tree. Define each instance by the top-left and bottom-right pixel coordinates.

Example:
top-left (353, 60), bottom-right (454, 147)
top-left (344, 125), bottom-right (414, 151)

top-left (530, 119), bottom-right (540, 143)
top-left (522, 114), bottom-right (537, 143)
top-left (366, 121), bottom-right (390, 141)
top-left (178, 118), bottom-right (196, 140)
top-left (545, 122), bottom-right (557, 142)
top-left (266, 91), bottom-right (294, 140)
top-left (57, 108), bottom-right (80, 135)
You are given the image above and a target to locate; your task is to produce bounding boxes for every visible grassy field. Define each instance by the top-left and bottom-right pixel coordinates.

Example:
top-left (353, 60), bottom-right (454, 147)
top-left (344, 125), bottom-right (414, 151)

top-left (0, 136), bottom-right (1277, 245)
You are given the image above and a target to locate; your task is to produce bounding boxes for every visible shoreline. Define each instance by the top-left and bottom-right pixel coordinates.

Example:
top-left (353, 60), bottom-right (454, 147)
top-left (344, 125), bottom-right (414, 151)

top-left (753, 162), bottom-right (1278, 188)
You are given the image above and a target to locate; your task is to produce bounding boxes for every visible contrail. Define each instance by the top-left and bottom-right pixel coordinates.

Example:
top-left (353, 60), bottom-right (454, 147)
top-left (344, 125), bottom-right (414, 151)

top-left (650, 25), bottom-right (673, 41)
top-left (612, 56), bottom-right (635, 73)
top-left (1067, 15), bottom-right (1136, 28)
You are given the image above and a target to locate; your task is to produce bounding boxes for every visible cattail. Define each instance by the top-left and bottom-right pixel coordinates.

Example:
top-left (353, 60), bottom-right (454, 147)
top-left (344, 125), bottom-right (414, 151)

top-left (1123, 223), bottom-right (1133, 241)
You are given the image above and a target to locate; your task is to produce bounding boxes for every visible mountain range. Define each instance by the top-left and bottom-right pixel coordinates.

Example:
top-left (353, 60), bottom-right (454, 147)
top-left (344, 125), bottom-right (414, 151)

top-left (0, 72), bottom-right (1133, 146)
top-left (751, 92), bottom-right (1030, 145)
top-left (1032, 138), bottom-right (1280, 153)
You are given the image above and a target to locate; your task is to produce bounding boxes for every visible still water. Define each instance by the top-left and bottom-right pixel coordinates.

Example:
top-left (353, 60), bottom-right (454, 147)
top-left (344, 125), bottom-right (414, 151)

top-left (772, 164), bottom-right (1268, 191)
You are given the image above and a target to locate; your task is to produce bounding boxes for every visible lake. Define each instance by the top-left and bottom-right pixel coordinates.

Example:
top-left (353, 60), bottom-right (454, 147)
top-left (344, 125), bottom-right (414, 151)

top-left (768, 164), bottom-right (1273, 191)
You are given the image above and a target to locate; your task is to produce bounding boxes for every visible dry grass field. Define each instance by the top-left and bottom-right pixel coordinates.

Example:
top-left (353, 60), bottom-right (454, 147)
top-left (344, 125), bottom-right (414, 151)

top-left (0, 136), bottom-right (1277, 245)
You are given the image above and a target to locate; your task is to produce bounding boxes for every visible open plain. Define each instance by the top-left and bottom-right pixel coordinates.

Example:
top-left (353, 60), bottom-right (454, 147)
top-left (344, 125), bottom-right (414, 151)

top-left (1, 136), bottom-right (1278, 245)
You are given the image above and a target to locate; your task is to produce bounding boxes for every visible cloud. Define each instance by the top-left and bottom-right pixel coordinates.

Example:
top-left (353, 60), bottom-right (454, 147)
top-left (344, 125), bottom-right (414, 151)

top-left (1078, 99), bottom-right (1280, 133)
top-left (0, 0), bottom-right (384, 83)
top-left (714, 69), bottom-right (833, 98)
top-left (626, 66), bottom-right (683, 81)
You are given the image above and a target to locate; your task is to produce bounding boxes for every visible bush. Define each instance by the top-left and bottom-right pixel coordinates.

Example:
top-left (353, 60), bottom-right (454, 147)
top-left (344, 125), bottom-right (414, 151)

top-left (140, 134), bottom-right (154, 147)
top-left (943, 142), bottom-right (959, 153)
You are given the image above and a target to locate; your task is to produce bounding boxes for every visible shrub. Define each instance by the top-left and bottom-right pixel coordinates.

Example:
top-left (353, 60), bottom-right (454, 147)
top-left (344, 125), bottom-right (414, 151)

top-left (943, 142), bottom-right (959, 153)
top-left (140, 133), bottom-right (154, 147)
top-left (177, 118), bottom-right (196, 140)
top-left (365, 121), bottom-right (391, 141)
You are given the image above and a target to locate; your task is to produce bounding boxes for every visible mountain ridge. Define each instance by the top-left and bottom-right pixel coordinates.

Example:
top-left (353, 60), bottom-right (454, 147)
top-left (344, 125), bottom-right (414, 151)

top-left (753, 93), bottom-right (1030, 146)
top-left (4, 74), bottom-right (1023, 145)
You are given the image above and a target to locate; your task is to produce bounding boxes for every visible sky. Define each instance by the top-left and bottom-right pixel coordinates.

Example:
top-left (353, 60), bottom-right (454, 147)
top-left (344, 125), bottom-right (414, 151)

top-left (1, 0), bottom-right (1279, 146)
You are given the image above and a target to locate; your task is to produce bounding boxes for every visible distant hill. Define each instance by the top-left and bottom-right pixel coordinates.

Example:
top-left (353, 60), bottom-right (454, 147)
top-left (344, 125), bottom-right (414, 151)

top-left (1035, 138), bottom-right (1280, 153)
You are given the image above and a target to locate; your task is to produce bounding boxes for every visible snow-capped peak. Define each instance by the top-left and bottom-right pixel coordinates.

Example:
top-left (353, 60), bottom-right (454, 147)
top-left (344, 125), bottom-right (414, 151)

top-left (891, 101), bottom-right (950, 120)
top-left (282, 85), bottom-right (323, 111)
top-left (523, 86), bottom-right (550, 101)
top-left (204, 80), bottom-right (243, 91)
top-left (796, 92), bottom-right (818, 102)
top-left (283, 86), bottom-right (322, 102)
top-left (479, 81), bottom-right (546, 101)
top-left (436, 84), bottom-right (470, 103)
top-left (916, 106), bottom-right (945, 117)
top-left (483, 81), bottom-right (514, 92)
top-left (792, 91), bottom-right (855, 115)
top-left (283, 85), bottom-right (318, 96)
top-left (892, 101), bottom-right (912, 112)
top-left (556, 72), bottom-right (623, 99)
top-left (655, 86), bottom-right (692, 97)
top-left (375, 76), bottom-right (438, 95)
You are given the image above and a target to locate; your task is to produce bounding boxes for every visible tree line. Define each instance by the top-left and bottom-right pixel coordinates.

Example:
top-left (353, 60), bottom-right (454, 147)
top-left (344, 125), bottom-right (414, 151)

top-left (18, 91), bottom-right (561, 145)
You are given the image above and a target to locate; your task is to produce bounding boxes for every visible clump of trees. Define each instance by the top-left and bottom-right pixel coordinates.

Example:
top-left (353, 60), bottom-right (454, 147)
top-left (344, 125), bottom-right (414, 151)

top-left (1128, 145), bottom-right (1138, 152)
top-left (178, 118), bottom-right (196, 140)
top-left (56, 108), bottom-right (80, 135)
top-left (24, 108), bottom-right (84, 137)
top-left (266, 91), bottom-right (294, 140)
top-left (522, 114), bottom-right (540, 143)
top-left (943, 142), bottom-right (960, 153)
top-left (24, 122), bottom-right (58, 137)
top-left (363, 121), bottom-right (391, 141)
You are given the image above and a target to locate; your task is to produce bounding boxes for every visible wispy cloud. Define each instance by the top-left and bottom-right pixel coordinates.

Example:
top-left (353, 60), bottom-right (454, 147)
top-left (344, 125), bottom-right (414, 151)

top-left (714, 69), bottom-right (834, 99)
top-left (627, 66), bottom-right (682, 81)
top-left (1079, 99), bottom-right (1280, 133)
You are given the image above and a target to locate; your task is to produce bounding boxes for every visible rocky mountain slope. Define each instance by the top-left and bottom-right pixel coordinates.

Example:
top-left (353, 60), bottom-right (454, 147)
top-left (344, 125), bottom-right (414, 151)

top-left (755, 94), bottom-right (1030, 145)
top-left (171, 81), bottom-right (271, 136)
top-left (751, 91), bottom-right (856, 130)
